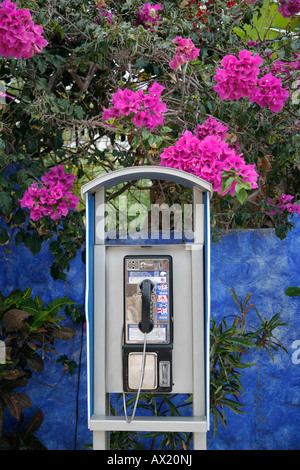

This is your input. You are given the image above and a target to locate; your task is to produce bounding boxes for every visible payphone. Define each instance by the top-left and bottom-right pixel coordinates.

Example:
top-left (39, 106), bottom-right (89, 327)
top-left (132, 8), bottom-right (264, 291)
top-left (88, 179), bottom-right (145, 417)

top-left (81, 165), bottom-right (212, 450)
top-left (123, 255), bottom-right (173, 393)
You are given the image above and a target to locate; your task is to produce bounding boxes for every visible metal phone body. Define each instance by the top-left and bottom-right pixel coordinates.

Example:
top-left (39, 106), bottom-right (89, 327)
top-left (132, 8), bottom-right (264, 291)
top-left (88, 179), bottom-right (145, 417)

top-left (123, 255), bottom-right (173, 393)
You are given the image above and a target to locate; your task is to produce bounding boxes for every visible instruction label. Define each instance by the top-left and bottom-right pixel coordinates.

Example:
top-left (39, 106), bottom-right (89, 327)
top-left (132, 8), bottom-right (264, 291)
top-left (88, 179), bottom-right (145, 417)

top-left (128, 271), bottom-right (169, 322)
top-left (128, 324), bottom-right (167, 343)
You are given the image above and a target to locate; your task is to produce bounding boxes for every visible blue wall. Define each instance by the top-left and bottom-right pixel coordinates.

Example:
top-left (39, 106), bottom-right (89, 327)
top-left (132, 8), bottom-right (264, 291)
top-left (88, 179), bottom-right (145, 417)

top-left (1, 217), bottom-right (299, 450)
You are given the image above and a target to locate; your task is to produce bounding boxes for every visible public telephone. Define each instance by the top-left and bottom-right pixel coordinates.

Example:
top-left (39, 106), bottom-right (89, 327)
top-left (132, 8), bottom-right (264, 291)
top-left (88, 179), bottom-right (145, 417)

top-left (123, 255), bottom-right (173, 394)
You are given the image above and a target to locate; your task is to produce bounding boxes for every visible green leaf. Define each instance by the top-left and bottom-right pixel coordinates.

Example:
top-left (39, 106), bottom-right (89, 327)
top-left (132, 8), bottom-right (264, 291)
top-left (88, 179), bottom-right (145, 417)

top-left (20, 297), bottom-right (40, 315)
top-left (27, 310), bottom-right (52, 331)
top-left (142, 128), bottom-right (151, 141)
top-left (12, 210), bottom-right (26, 226)
top-left (66, 360), bottom-right (77, 376)
top-left (0, 226), bottom-right (9, 244)
top-left (222, 176), bottom-right (235, 192)
top-left (285, 287), bottom-right (300, 297)
top-left (275, 224), bottom-right (288, 240)
top-left (46, 298), bottom-right (75, 316)
top-left (0, 138), bottom-right (5, 156)
top-left (161, 126), bottom-right (173, 134)
top-left (237, 112), bottom-right (250, 129)
top-left (35, 294), bottom-right (44, 309)
top-left (0, 191), bottom-right (13, 216)
top-left (236, 188), bottom-right (248, 204)
top-left (28, 233), bottom-right (42, 256)
top-left (37, 58), bottom-right (47, 74)
top-left (74, 105), bottom-right (85, 119)
top-left (132, 135), bottom-right (140, 149)
top-left (228, 286), bottom-right (242, 311)
top-left (15, 230), bottom-right (24, 247)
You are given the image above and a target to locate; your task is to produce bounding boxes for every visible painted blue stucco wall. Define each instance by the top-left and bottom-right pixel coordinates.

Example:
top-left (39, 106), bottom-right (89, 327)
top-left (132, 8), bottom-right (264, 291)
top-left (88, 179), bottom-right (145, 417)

top-left (1, 217), bottom-right (299, 450)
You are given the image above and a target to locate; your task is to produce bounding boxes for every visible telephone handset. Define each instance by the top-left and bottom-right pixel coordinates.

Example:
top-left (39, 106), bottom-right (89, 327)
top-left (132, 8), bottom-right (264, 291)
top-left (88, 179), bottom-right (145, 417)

top-left (139, 279), bottom-right (154, 334)
top-left (123, 255), bottom-right (173, 395)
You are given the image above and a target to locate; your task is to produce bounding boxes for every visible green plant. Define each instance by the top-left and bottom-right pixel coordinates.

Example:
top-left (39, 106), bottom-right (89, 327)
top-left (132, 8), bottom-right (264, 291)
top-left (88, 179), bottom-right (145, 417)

top-left (0, 287), bottom-right (75, 448)
top-left (210, 287), bottom-right (288, 436)
top-left (285, 286), bottom-right (300, 297)
top-left (111, 393), bottom-right (192, 450)
top-left (0, 408), bottom-right (46, 450)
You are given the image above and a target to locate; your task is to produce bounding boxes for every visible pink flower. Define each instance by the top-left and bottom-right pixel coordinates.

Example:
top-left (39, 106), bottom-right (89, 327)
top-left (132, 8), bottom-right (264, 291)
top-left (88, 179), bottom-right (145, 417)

top-left (169, 36), bottom-right (200, 70)
top-left (95, 7), bottom-right (113, 25)
top-left (27, 182), bottom-right (40, 197)
top-left (249, 73), bottom-right (289, 113)
top-left (103, 82), bottom-right (167, 131)
top-left (271, 59), bottom-right (300, 78)
top-left (268, 194), bottom-right (300, 216)
top-left (159, 126), bottom-right (259, 196)
top-left (19, 192), bottom-right (35, 209)
top-left (214, 50), bottom-right (263, 101)
top-left (194, 117), bottom-right (228, 141)
top-left (19, 166), bottom-right (78, 221)
top-left (278, 0), bottom-right (300, 17)
top-left (135, 3), bottom-right (162, 29)
top-left (214, 50), bottom-right (290, 113)
top-left (49, 185), bottom-right (64, 202)
top-left (63, 192), bottom-right (80, 210)
top-left (30, 206), bottom-right (43, 221)
top-left (0, 0), bottom-right (47, 60)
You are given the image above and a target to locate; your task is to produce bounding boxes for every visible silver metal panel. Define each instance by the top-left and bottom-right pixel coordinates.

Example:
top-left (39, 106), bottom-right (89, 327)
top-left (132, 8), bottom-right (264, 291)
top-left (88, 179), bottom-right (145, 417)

top-left (92, 243), bottom-right (109, 446)
top-left (95, 188), bottom-right (105, 245)
top-left (193, 188), bottom-right (204, 244)
top-left (93, 245), bottom-right (107, 414)
top-left (191, 246), bottom-right (206, 415)
top-left (104, 245), bottom-right (203, 394)
top-left (128, 352), bottom-right (157, 390)
top-left (81, 166), bottom-right (212, 197)
top-left (193, 432), bottom-right (207, 450)
top-left (90, 415), bottom-right (207, 433)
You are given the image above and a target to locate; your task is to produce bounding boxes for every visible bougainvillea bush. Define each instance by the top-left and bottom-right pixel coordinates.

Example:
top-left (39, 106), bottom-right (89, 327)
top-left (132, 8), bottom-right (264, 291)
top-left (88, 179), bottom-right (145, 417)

top-left (0, 0), bottom-right (298, 261)
top-left (0, 0), bottom-right (299, 447)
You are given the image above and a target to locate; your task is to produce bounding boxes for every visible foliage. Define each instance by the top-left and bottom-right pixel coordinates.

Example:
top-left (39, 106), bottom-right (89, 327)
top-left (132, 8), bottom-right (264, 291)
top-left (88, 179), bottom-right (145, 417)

top-left (0, 0), bottom-right (297, 449)
top-left (0, 0), bottom-right (299, 281)
top-left (210, 287), bottom-right (288, 436)
top-left (285, 286), bottom-right (300, 297)
top-left (0, 287), bottom-right (75, 446)
top-left (0, 408), bottom-right (46, 450)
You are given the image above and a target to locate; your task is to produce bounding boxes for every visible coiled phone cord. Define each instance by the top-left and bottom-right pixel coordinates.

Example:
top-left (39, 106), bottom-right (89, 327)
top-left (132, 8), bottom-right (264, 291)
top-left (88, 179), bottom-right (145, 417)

top-left (123, 332), bottom-right (147, 424)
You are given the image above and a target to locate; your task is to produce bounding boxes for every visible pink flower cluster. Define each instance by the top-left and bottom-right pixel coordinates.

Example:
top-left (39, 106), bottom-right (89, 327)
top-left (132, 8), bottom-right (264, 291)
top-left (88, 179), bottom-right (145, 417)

top-left (169, 36), bottom-right (200, 70)
top-left (20, 165), bottom-right (79, 221)
top-left (214, 50), bottom-right (289, 113)
top-left (278, 0), bottom-right (300, 17)
top-left (268, 194), bottom-right (300, 216)
top-left (214, 50), bottom-right (263, 100)
top-left (249, 73), bottom-right (289, 113)
top-left (135, 3), bottom-right (162, 29)
top-left (103, 82), bottom-right (167, 131)
top-left (0, 0), bottom-right (47, 60)
top-left (194, 116), bottom-right (228, 141)
top-left (159, 117), bottom-right (259, 195)
top-left (271, 58), bottom-right (300, 78)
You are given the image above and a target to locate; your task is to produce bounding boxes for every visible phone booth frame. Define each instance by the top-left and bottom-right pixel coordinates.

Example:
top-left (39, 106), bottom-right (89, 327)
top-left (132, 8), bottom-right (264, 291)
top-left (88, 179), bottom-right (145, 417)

top-left (81, 166), bottom-right (212, 450)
